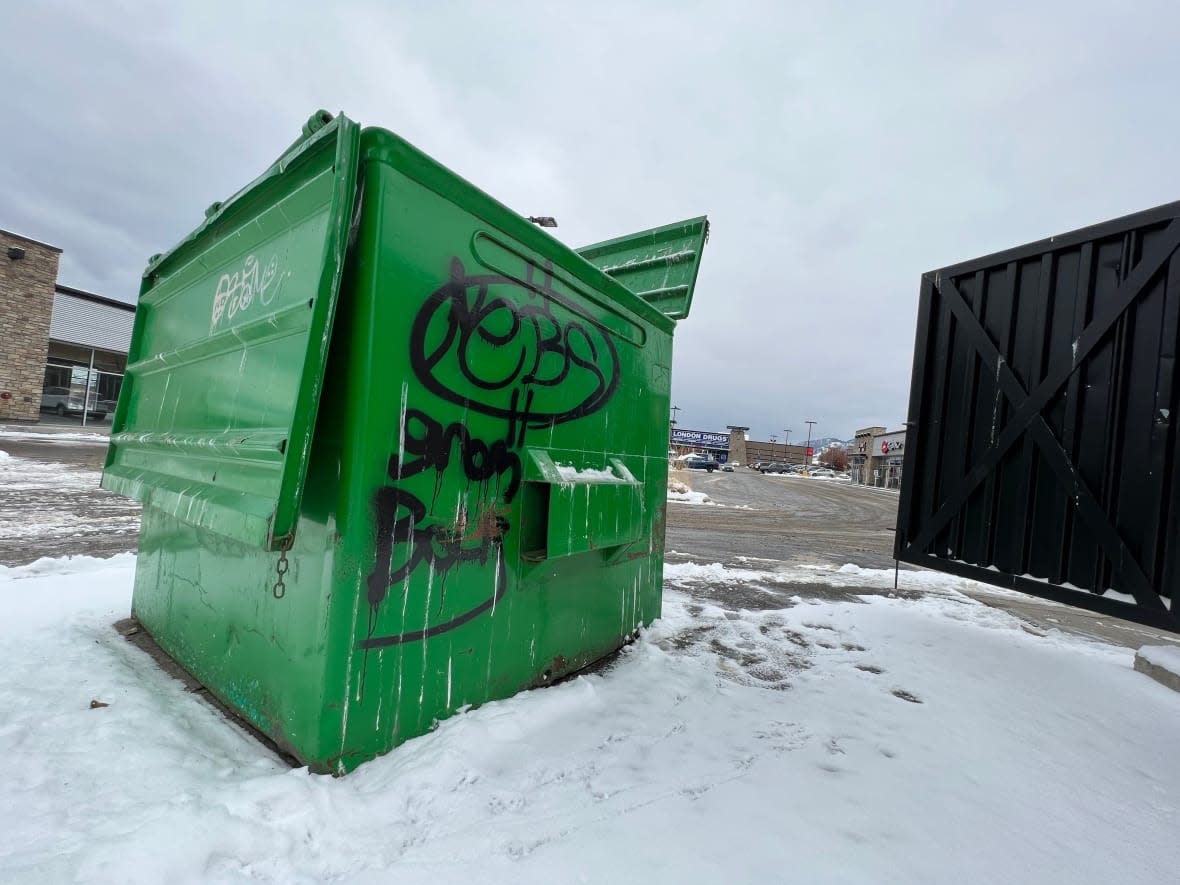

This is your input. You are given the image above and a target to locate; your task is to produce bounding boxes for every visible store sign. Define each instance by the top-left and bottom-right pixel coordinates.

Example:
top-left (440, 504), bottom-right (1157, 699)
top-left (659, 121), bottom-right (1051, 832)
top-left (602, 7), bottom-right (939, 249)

top-left (806, 447), bottom-right (814, 456)
top-left (671, 428), bottom-right (730, 448)
top-left (879, 439), bottom-right (904, 454)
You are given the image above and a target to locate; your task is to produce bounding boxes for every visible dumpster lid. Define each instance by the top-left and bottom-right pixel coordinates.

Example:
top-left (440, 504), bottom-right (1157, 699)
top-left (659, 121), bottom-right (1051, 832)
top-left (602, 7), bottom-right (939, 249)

top-left (102, 111), bottom-right (361, 550)
top-left (576, 216), bottom-right (709, 320)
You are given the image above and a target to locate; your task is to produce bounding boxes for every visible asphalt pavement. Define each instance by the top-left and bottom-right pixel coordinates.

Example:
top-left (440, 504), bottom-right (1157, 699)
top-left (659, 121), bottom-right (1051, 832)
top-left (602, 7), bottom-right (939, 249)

top-left (667, 468), bottom-right (900, 570)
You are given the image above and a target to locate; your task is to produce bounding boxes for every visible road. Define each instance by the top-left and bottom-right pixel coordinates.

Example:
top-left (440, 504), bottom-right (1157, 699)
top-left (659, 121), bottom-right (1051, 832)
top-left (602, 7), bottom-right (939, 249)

top-left (2, 435), bottom-right (1176, 653)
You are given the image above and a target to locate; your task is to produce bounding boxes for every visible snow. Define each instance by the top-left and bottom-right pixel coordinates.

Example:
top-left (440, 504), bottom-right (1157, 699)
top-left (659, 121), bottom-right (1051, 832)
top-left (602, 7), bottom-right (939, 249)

top-left (4, 555), bottom-right (1180, 883)
top-left (767, 472), bottom-right (852, 482)
top-left (0, 429), bottom-right (109, 444)
top-left (0, 451), bottom-right (140, 544)
top-left (555, 464), bottom-right (626, 483)
top-left (1138, 644), bottom-right (1180, 675)
top-left (666, 478), bottom-right (713, 506)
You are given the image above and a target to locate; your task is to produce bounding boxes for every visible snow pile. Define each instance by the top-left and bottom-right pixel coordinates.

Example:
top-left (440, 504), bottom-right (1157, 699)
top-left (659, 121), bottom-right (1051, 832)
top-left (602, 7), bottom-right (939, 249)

top-left (4, 556), bottom-right (1180, 882)
top-left (667, 478), bottom-right (713, 506)
top-left (664, 560), bottom-right (776, 585)
top-left (1138, 644), bottom-right (1180, 674)
top-left (0, 449), bottom-right (10, 462)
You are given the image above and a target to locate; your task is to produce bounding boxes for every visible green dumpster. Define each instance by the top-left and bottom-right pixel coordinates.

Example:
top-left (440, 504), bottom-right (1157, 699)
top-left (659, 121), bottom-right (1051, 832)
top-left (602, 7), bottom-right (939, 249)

top-left (102, 111), bottom-right (708, 773)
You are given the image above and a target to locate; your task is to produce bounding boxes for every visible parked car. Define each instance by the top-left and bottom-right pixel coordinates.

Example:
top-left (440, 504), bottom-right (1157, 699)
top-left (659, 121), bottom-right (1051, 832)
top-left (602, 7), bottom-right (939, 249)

top-left (681, 455), bottom-right (720, 472)
top-left (39, 386), bottom-right (107, 419)
top-left (760, 462), bottom-right (788, 474)
top-left (721, 462), bottom-right (734, 472)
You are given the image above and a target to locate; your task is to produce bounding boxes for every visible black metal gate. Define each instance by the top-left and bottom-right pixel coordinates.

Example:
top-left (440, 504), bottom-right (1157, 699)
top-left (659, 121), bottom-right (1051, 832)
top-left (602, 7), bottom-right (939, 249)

top-left (896, 201), bottom-right (1180, 632)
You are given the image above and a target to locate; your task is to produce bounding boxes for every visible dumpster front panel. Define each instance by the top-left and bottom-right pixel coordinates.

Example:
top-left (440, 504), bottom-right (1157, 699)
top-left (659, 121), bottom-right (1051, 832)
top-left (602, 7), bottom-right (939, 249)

top-left (320, 132), bottom-right (685, 765)
top-left (102, 114), bottom-right (361, 549)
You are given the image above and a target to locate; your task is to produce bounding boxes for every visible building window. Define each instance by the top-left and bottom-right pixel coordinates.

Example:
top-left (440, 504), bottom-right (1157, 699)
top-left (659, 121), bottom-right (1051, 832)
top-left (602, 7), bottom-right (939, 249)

top-left (41, 361), bottom-right (123, 420)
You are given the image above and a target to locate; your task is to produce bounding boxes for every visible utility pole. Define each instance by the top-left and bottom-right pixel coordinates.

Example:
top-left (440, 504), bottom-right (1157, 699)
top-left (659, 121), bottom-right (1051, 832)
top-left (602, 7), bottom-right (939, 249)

top-left (784, 429), bottom-right (791, 465)
top-left (804, 420), bottom-right (816, 473)
top-left (669, 405), bottom-right (681, 454)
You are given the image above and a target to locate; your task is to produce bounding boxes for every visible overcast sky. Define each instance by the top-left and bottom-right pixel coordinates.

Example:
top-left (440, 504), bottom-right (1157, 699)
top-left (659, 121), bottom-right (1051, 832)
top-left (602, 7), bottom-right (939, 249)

top-left (5, 1), bottom-right (1180, 442)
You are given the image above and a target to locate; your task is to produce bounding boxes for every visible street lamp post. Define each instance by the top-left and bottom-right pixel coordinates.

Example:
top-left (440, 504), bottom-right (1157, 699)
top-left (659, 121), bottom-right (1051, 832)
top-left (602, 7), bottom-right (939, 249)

top-left (804, 420), bottom-right (816, 473)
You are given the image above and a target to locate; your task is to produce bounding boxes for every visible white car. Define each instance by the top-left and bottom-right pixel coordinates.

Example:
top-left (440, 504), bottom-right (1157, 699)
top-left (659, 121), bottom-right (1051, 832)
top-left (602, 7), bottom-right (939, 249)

top-left (40, 386), bottom-right (106, 419)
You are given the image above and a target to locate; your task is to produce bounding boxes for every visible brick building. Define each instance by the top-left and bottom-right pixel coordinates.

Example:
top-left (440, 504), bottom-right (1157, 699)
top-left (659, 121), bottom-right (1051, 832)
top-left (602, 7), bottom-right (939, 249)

top-left (0, 231), bottom-right (61, 422)
top-left (1, 229), bottom-right (134, 425)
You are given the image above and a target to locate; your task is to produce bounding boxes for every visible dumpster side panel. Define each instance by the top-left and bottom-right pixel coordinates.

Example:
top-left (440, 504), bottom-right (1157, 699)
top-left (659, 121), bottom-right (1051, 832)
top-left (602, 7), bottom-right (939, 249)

top-left (103, 115), bottom-right (360, 550)
top-left (323, 137), bottom-right (676, 768)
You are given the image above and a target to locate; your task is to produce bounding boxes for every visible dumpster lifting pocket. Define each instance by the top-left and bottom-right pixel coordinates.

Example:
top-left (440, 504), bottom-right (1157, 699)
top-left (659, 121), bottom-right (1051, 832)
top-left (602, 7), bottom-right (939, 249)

top-left (519, 450), bottom-right (645, 561)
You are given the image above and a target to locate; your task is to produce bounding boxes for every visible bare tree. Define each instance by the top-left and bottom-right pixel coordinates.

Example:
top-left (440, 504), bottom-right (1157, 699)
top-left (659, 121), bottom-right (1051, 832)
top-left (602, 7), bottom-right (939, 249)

top-left (818, 446), bottom-right (849, 470)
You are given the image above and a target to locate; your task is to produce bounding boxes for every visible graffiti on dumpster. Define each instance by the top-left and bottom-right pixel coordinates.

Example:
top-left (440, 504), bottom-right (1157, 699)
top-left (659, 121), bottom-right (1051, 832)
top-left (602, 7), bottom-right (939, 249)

top-left (409, 258), bottom-right (620, 427)
top-left (388, 409), bottom-right (524, 500)
top-left (210, 253), bottom-right (281, 328)
top-left (364, 408), bottom-right (521, 610)
top-left (360, 258), bottom-right (620, 649)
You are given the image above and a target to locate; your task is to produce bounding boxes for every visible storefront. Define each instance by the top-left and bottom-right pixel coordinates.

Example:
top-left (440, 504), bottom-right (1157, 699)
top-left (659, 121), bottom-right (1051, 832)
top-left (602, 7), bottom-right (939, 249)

top-left (1, 229), bottom-right (134, 425)
top-left (849, 425), bottom-right (905, 488)
top-left (42, 285), bottom-right (134, 424)
top-left (874, 431), bottom-right (906, 489)
top-left (849, 426), bottom-right (883, 485)
top-left (41, 285), bottom-right (134, 425)
top-left (670, 427), bottom-right (731, 462)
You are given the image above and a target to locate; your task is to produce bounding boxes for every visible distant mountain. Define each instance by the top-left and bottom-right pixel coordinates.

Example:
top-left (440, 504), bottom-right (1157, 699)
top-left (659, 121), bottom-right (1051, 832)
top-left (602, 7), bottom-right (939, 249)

top-left (804, 437), bottom-right (849, 450)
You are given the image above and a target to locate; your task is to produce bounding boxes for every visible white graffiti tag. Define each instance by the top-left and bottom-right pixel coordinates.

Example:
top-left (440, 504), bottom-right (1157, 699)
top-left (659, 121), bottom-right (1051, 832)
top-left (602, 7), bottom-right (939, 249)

top-left (211, 254), bottom-right (280, 327)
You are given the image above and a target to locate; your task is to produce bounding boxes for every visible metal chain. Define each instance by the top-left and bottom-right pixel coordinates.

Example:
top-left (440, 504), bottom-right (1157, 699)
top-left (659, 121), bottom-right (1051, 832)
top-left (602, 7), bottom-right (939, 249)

top-left (273, 548), bottom-right (290, 599)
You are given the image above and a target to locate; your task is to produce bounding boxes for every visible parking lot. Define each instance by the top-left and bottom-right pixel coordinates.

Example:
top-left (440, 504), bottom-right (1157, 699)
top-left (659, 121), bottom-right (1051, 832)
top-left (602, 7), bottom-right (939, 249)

top-left (667, 468), bottom-right (898, 569)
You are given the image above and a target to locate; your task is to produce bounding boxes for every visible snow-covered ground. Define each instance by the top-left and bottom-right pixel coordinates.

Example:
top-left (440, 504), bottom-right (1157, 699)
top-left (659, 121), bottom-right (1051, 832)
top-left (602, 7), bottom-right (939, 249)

top-left (3, 554), bottom-right (1180, 883)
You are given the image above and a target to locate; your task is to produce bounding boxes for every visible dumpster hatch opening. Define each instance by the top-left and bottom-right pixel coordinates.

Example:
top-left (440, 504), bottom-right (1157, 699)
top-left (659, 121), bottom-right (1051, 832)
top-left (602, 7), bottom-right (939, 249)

top-left (520, 450), bottom-right (645, 561)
